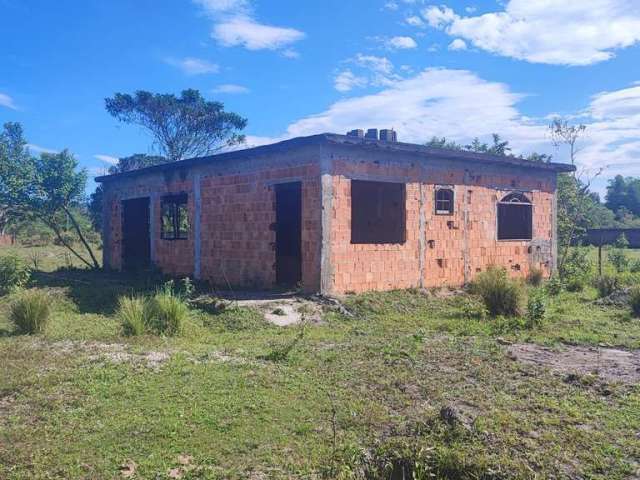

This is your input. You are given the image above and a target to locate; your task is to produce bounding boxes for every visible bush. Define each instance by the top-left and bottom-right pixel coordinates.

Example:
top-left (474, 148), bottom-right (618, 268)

top-left (526, 290), bottom-right (546, 328)
top-left (146, 288), bottom-right (189, 336)
top-left (117, 296), bottom-right (148, 336)
top-left (565, 275), bottom-right (586, 292)
top-left (545, 275), bottom-right (563, 296)
top-left (594, 274), bottom-right (621, 298)
top-left (608, 234), bottom-right (630, 273)
top-left (470, 267), bottom-right (523, 317)
top-left (629, 259), bottom-right (640, 273)
top-left (0, 254), bottom-right (31, 294)
top-left (526, 267), bottom-right (544, 287)
top-left (10, 289), bottom-right (51, 334)
top-left (560, 247), bottom-right (593, 282)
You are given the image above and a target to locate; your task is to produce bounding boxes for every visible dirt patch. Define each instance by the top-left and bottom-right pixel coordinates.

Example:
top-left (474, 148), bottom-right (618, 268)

top-left (508, 343), bottom-right (640, 385)
top-left (237, 297), bottom-right (324, 326)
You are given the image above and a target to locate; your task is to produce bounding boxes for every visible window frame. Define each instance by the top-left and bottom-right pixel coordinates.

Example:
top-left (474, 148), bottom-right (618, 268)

top-left (497, 192), bottom-right (533, 241)
top-left (434, 186), bottom-right (455, 215)
top-left (160, 193), bottom-right (189, 241)
top-left (350, 179), bottom-right (407, 245)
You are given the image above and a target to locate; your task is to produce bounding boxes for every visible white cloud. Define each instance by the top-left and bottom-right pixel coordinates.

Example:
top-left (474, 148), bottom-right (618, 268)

top-left (94, 154), bottom-right (119, 165)
top-left (0, 93), bottom-right (17, 110)
top-left (334, 70), bottom-right (368, 92)
top-left (405, 15), bottom-right (425, 27)
top-left (27, 144), bottom-right (58, 154)
top-left (213, 16), bottom-right (304, 50)
top-left (386, 36), bottom-right (418, 49)
top-left (194, 1), bottom-right (304, 52)
top-left (164, 57), bottom-right (219, 75)
top-left (281, 48), bottom-right (300, 59)
top-left (248, 70), bottom-right (640, 186)
top-left (212, 83), bottom-right (250, 94)
top-left (421, 1), bottom-right (640, 65)
top-left (448, 38), bottom-right (467, 51)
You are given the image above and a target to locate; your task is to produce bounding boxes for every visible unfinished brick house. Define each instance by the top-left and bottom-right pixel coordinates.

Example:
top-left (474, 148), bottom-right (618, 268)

top-left (96, 131), bottom-right (574, 295)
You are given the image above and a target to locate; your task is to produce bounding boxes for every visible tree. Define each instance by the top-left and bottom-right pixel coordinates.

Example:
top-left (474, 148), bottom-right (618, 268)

top-left (105, 89), bottom-right (247, 161)
top-left (0, 122), bottom-right (100, 269)
top-left (549, 118), bottom-right (586, 168)
top-left (605, 175), bottom-right (640, 217)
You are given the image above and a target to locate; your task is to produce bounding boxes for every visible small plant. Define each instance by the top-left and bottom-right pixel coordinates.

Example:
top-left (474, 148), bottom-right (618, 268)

top-left (10, 289), bottom-right (51, 334)
top-left (608, 234), bottom-right (630, 273)
top-left (594, 274), bottom-right (621, 298)
top-left (179, 277), bottom-right (195, 299)
top-left (630, 259), bottom-right (640, 273)
top-left (0, 254), bottom-right (31, 294)
top-left (526, 267), bottom-right (544, 286)
top-left (459, 295), bottom-right (488, 320)
top-left (470, 267), bottom-right (523, 317)
top-left (117, 296), bottom-right (148, 336)
top-left (545, 275), bottom-right (563, 296)
top-left (565, 275), bottom-right (586, 292)
top-left (560, 247), bottom-right (593, 281)
top-left (146, 287), bottom-right (189, 336)
top-left (630, 286), bottom-right (640, 318)
top-left (526, 290), bottom-right (546, 328)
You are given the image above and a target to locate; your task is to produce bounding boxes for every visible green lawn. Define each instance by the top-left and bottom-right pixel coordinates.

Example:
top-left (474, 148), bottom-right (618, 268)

top-left (1, 245), bottom-right (639, 479)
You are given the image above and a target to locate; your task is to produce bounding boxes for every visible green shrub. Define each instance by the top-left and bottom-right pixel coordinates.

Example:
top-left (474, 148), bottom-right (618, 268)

top-left (629, 259), bottom-right (640, 273)
top-left (594, 274), bottom-right (621, 298)
top-left (526, 290), bottom-right (546, 328)
top-left (526, 267), bottom-right (544, 286)
top-left (116, 296), bottom-right (148, 336)
top-left (146, 289), bottom-right (189, 336)
top-left (10, 289), bottom-right (51, 334)
top-left (608, 234), bottom-right (630, 273)
top-left (470, 267), bottom-right (523, 317)
top-left (630, 287), bottom-right (640, 318)
top-left (545, 275), bottom-right (563, 296)
top-left (560, 248), bottom-right (592, 282)
top-left (0, 254), bottom-right (31, 294)
top-left (565, 275), bottom-right (586, 292)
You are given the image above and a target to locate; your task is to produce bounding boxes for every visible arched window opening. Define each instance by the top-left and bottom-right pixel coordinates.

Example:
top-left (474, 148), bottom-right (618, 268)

top-left (435, 187), bottom-right (454, 215)
top-left (497, 192), bottom-right (532, 240)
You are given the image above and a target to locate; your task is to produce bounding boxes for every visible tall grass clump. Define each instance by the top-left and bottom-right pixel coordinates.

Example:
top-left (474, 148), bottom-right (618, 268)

top-left (146, 285), bottom-right (189, 336)
top-left (470, 267), bottom-right (523, 317)
top-left (10, 289), bottom-right (51, 334)
top-left (117, 296), bottom-right (148, 336)
top-left (630, 287), bottom-right (640, 318)
top-left (0, 254), bottom-right (31, 294)
top-left (526, 267), bottom-right (544, 287)
top-left (594, 274), bottom-right (620, 298)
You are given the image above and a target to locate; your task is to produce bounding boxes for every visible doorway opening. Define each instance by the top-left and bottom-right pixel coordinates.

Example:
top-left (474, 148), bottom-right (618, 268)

top-left (275, 182), bottom-right (302, 286)
top-left (122, 197), bottom-right (151, 270)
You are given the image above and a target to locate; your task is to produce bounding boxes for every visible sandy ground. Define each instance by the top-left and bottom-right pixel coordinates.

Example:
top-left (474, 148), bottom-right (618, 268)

top-left (508, 343), bottom-right (640, 384)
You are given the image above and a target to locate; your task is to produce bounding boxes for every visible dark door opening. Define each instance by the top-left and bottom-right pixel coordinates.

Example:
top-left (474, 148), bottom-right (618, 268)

top-left (275, 182), bottom-right (302, 286)
top-left (122, 197), bottom-right (151, 270)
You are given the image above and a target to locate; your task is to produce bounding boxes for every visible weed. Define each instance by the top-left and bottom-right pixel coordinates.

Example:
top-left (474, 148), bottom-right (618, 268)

top-left (470, 267), bottom-right (523, 317)
top-left (630, 287), bottom-right (640, 318)
top-left (146, 289), bottom-right (189, 336)
top-left (630, 259), bottom-right (640, 273)
top-left (9, 289), bottom-right (51, 334)
top-left (116, 296), bottom-right (148, 336)
top-left (526, 267), bottom-right (544, 286)
top-left (545, 275), bottom-right (563, 296)
top-left (526, 290), bottom-right (546, 328)
top-left (594, 274), bottom-right (621, 298)
top-left (260, 326), bottom-right (304, 362)
top-left (0, 254), bottom-right (31, 294)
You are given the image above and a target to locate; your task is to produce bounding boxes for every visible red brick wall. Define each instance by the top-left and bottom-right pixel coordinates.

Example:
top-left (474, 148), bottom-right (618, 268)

top-left (104, 161), bottom-right (322, 291)
top-left (326, 156), bottom-right (556, 294)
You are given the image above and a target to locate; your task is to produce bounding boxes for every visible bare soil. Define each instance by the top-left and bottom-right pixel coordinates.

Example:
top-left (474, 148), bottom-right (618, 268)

top-left (508, 343), bottom-right (640, 384)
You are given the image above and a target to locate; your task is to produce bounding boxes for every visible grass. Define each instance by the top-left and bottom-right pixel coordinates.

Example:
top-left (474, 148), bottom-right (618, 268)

top-left (1, 244), bottom-right (640, 478)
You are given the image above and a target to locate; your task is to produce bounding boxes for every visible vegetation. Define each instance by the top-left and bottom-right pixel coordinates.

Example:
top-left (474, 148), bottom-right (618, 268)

top-left (145, 286), bottom-right (190, 336)
top-left (630, 287), bottom-right (640, 317)
top-left (1, 244), bottom-right (640, 478)
top-left (9, 288), bottom-right (51, 334)
top-left (469, 267), bottom-right (523, 317)
top-left (594, 274), bottom-right (621, 298)
top-left (0, 253), bottom-right (30, 294)
top-left (117, 296), bottom-right (148, 336)
top-left (526, 267), bottom-right (543, 286)
top-left (105, 89), bottom-right (247, 161)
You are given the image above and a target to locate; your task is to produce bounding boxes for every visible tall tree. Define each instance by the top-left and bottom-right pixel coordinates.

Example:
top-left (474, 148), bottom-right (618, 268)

top-left (549, 118), bottom-right (586, 168)
top-left (0, 122), bottom-right (99, 268)
top-left (605, 175), bottom-right (640, 217)
top-left (105, 89), bottom-right (247, 161)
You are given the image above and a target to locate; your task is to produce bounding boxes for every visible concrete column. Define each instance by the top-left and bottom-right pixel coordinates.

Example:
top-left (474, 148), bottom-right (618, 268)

top-left (194, 172), bottom-right (202, 279)
top-left (319, 150), bottom-right (333, 295)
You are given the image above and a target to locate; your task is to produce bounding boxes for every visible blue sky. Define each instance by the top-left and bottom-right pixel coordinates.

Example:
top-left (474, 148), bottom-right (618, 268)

top-left (1, 0), bottom-right (640, 197)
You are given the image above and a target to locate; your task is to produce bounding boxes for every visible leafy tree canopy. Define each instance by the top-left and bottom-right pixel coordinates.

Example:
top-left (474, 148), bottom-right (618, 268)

top-left (425, 133), bottom-right (552, 162)
top-left (105, 89), bottom-right (247, 161)
top-left (605, 175), bottom-right (640, 218)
